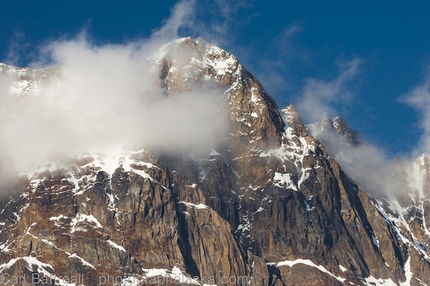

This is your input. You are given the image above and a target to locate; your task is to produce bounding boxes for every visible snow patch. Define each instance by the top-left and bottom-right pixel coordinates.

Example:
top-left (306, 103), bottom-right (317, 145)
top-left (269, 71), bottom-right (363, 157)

top-left (364, 275), bottom-right (397, 286)
top-left (138, 266), bottom-right (200, 285)
top-left (276, 259), bottom-right (345, 283)
top-left (69, 253), bottom-right (96, 269)
top-left (107, 240), bottom-right (126, 252)
top-left (339, 265), bottom-right (347, 272)
top-left (273, 172), bottom-right (298, 191)
top-left (70, 213), bottom-right (103, 233)
top-left (400, 258), bottom-right (412, 286)
top-left (179, 201), bottom-right (209, 209)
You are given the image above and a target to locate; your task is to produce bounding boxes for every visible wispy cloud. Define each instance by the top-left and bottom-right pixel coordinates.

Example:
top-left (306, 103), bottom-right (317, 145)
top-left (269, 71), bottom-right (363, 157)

top-left (5, 32), bottom-right (30, 66)
top-left (272, 21), bottom-right (305, 57)
top-left (152, 0), bottom-right (196, 41)
top-left (296, 57), bottom-right (362, 123)
top-left (250, 21), bottom-right (306, 99)
top-left (399, 68), bottom-right (430, 157)
top-left (182, 0), bottom-right (254, 47)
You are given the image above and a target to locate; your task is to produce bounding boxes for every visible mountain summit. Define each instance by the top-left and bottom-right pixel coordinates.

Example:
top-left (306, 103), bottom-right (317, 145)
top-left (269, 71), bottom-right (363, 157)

top-left (1, 37), bottom-right (430, 285)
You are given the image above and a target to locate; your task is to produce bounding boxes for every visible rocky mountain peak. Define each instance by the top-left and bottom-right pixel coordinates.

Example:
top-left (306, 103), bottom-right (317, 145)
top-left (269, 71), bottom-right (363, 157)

top-left (154, 37), bottom-right (285, 152)
top-left (308, 113), bottom-right (362, 146)
top-left (332, 116), bottom-right (362, 146)
top-left (1, 38), bottom-right (430, 285)
top-left (281, 103), bottom-right (308, 137)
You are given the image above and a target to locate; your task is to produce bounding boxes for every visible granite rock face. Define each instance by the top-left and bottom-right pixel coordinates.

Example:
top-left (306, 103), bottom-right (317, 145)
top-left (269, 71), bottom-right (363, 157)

top-left (1, 38), bottom-right (430, 285)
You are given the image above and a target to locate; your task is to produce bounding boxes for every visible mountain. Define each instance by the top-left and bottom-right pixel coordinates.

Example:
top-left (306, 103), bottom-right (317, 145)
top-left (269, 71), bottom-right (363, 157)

top-left (1, 37), bottom-right (430, 285)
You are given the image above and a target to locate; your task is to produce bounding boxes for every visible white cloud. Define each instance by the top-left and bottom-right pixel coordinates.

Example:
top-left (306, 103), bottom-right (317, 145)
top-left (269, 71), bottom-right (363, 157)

top-left (0, 3), bottom-right (229, 173)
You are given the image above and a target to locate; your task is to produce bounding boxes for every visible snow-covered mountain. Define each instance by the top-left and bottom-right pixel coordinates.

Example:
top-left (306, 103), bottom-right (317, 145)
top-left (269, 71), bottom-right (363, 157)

top-left (1, 37), bottom-right (430, 285)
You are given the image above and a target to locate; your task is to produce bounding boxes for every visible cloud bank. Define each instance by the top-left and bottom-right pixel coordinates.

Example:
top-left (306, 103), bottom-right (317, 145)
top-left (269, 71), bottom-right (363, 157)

top-left (0, 0), bottom-right (228, 173)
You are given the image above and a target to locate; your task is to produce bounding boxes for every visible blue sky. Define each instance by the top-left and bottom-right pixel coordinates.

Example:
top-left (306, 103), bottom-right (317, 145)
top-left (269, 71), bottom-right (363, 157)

top-left (1, 0), bottom-right (430, 158)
